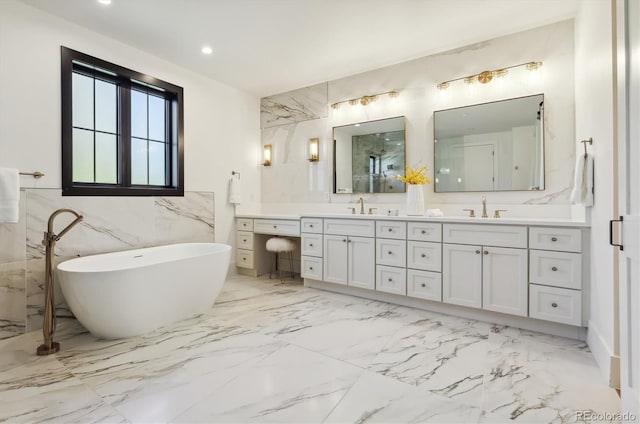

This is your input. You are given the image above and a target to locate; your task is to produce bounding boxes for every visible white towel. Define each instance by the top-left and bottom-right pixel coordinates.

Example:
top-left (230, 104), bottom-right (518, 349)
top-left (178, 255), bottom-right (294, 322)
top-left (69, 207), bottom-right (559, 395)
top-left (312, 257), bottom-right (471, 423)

top-left (426, 208), bottom-right (444, 217)
top-left (229, 175), bottom-right (241, 205)
top-left (0, 167), bottom-right (20, 223)
top-left (570, 153), bottom-right (594, 207)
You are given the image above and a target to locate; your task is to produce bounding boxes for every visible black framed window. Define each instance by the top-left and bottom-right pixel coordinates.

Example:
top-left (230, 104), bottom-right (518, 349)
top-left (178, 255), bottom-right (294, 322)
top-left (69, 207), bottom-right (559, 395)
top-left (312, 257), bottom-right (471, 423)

top-left (61, 47), bottom-right (184, 196)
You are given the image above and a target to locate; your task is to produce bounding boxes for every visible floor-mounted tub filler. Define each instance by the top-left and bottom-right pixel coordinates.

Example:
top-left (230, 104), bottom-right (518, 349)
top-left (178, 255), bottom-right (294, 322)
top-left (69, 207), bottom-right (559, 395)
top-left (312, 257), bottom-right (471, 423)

top-left (58, 243), bottom-right (231, 339)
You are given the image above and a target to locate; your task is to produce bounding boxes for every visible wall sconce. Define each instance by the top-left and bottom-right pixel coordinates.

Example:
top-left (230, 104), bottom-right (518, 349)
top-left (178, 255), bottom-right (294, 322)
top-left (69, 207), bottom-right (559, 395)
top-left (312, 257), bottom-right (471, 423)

top-left (436, 61), bottom-right (542, 90)
top-left (308, 138), bottom-right (319, 162)
top-left (262, 144), bottom-right (272, 166)
top-left (331, 90), bottom-right (400, 110)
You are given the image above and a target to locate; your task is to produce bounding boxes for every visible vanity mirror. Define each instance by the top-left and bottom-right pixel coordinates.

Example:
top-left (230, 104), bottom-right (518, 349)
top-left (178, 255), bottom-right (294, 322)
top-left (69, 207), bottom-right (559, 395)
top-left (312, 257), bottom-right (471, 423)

top-left (333, 116), bottom-right (406, 194)
top-left (434, 94), bottom-right (544, 192)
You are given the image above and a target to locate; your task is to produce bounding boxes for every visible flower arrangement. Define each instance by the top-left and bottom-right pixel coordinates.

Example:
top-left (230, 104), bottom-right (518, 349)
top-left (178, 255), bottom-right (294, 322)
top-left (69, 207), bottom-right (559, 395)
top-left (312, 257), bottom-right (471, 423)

top-left (396, 165), bottom-right (431, 185)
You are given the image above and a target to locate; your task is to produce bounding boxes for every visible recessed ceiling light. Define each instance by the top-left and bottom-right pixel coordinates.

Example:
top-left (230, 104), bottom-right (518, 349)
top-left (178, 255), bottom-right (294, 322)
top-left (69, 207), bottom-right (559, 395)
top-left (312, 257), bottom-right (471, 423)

top-left (201, 46), bottom-right (213, 55)
top-left (98, 0), bottom-right (111, 5)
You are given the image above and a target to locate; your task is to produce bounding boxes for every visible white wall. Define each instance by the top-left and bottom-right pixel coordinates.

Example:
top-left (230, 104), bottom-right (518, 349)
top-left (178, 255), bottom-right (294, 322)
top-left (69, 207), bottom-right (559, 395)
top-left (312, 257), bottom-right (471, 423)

top-left (0, 0), bottom-right (261, 257)
top-left (259, 21), bottom-right (577, 219)
top-left (575, 0), bottom-right (617, 385)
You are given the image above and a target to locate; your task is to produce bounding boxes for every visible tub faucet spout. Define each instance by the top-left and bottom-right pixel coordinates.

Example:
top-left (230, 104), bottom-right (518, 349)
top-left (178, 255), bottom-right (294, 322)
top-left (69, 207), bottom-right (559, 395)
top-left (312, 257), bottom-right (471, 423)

top-left (37, 209), bottom-right (83, 356)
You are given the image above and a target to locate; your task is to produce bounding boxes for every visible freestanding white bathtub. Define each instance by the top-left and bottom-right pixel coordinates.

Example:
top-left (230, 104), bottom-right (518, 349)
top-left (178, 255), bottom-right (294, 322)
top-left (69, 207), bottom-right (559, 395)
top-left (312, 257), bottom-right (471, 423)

top-left (57, 243), bottom-right (231, 339)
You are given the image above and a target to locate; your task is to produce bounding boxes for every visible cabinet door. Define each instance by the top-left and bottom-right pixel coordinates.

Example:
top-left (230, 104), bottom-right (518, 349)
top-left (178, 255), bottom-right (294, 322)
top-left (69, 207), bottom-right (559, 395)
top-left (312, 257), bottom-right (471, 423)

top-left (323, 235), bottom-right (348, 285)
top-left (482, 247), bottom-right (528, 316)
top-left (348, 236), bottom-right (375, 290)
top-left (443, 243), bottom-right (482, 308)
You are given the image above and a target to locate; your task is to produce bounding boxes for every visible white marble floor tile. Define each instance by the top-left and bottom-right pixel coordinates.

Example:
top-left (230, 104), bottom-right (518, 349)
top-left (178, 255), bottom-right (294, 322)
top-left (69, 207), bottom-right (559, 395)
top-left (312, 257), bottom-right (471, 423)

top-left (324, 370), bottom-right (482, 423)
top-left (174, 344), bottom-right (363, 423)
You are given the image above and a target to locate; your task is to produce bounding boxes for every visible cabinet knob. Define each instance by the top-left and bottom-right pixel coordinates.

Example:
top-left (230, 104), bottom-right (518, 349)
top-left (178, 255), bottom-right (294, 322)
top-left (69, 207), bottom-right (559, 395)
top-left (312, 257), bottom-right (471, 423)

top-left (343, 239), bottom-right (347, 242)
top-left (551, 237), bottom-right (558, 242)
top-left (309, 266), bottom-right (313, 270)
top-left (421, 283), bottom-right (426, 288)
top-left (242, 257), bottom-right (246, 261)
top-left (309, 244), bottom-right (313, 248)
top-left (551, 266), bottom-right (558, 272)
top-left (484, 250), bottom-right (489, 255)
top-left (388, 251), bottom-right (393, 255)
top-left (475, 250), bottom-right (481, 254)
top-left (551, 302), bottom-right (558, 308)
top-left (348, 239), bottom-right (352, 243)
top-left (388, 278), bottom-right (393, 282)
top-left (242, 239), bottom-right (247, 242)
top-left (421, 230), bottom-right (426, 234)
top-left (273, 225), bottom-right (277, 229)
top-left (310, 224), bottom-right (314, 228)
top-left (421, 253), bottom-right (426, 258)
top-left (388, 228), bottom-right (393, 232)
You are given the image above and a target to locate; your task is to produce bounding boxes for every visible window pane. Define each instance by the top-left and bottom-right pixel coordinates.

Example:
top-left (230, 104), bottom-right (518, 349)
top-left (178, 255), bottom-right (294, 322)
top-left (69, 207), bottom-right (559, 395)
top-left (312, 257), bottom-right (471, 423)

top-left (131, 137), bottom-right (148, 185)
top-left (131, 90), bottom-right (147, 138)
top-left (148, 141), bottom-right (166, 186)
top-left (72, 128), bottom-right (94, 182)
top-left (148, 95), bottom-right (165, 142)
top-left (95, 133), bottom-right (117, 184)
top-left (72, 73), bottom-right (94, 129)
top-left (95, 79), bottom-right (117, 133)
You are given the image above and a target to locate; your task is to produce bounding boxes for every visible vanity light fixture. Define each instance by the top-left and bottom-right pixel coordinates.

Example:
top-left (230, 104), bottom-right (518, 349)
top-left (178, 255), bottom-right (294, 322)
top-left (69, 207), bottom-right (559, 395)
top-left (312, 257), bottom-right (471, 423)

top-left (262, 144), bottom-right (272, 166)
top-left (308, 138), bottom-right (319, 162)
top-left (330, 90), bottom-right (400, 110)
top-left (437, 61), bottom-right (542, 90)
top-left (97, 0), bottom-right (112, 4)
top-left (201, 46), bottom-right (213, 55)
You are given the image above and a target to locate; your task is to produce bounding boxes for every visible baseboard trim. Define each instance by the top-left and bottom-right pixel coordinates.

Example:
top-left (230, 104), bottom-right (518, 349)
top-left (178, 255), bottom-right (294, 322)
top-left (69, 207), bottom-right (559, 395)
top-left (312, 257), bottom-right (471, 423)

top-left (587, 319), bottom-right (616, 386)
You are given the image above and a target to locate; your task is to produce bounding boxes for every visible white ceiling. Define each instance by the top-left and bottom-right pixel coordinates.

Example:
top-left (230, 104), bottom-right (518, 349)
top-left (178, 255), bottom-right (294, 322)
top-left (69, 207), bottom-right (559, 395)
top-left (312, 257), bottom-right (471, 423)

top-left (20, 0), bottom-right (579, 97)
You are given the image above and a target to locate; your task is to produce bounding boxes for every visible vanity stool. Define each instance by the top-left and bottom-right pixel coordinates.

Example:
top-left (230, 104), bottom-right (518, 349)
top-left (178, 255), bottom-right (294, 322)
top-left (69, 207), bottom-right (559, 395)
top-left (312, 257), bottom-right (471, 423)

top-left (265, 237), bottom-right (296, 283)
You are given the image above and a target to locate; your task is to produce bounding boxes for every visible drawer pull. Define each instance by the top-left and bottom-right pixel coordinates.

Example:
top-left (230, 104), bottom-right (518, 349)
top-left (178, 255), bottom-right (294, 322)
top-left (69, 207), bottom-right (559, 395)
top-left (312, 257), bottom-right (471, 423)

top-left (273, 225), bottom-right (277, 229)
top-left (388, 278), bottom-right (393, 282)
top-left (309, 266), bottom-right (313, 270)
top-left (309, 243), bottom-right (313, 247)
top-left (421, 253), bottom-right (426, 258)
top-left (343, 239), bottom-right (347, 242)
top-left (388, 228), bottom-right (393, 232)
top-left (421, 283), bottom-right (426, 288)
top-left (421, 230), bottom-right (426, 234)
top-left (551, 237), bottom-right (558, 242)
top-left (484, 250), bottom-right (489, 255)
top-left (551, 302), bottom-right (558, 308)
top-left (552, 266), bottom-right (558, 272)
top-left (242, 239), bottom-right (247, 242)
top-left (388, 251), bottom-right (393, 255)
top-left (242, 257), bottom-right (246, 261)
top-left (475, 250), bottom-right (481, 254)
top-left (310, 224), bottom-right (314, 228)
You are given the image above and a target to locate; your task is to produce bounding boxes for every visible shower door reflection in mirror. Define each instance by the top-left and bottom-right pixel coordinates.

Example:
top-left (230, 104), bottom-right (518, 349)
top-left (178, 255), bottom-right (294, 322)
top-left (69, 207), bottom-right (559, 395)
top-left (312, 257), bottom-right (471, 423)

top-left (333, 116), bottom-right (406, 194)
top-left (434, 94), bottom-right (544, 192)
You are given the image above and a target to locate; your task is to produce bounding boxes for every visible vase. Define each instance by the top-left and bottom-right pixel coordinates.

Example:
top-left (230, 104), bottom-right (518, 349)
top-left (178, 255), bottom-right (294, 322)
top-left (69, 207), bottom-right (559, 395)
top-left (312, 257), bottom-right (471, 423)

top-left (406, 184), bottom-right (425, 216)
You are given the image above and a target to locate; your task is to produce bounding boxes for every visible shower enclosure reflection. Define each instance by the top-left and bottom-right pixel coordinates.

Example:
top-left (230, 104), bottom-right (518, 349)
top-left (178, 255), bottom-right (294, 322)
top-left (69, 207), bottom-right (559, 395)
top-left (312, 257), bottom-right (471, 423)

top-left (333, 116), bottom-right (406, 194)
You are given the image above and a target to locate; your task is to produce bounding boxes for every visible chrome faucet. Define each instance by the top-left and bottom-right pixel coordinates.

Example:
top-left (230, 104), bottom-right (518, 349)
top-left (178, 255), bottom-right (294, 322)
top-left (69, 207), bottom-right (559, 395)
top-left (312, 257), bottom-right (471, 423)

top-left (481, 196), bottom-right (488, 218)
top-left (37, 208), bottom-right (83, 356)
top-left (357, 197), bottom-right (365, 215)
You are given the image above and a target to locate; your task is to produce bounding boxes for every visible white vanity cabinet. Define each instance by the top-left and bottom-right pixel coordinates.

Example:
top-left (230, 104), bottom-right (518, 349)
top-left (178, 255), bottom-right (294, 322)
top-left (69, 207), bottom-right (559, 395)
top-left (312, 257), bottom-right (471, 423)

top-left (442, 224), bottom-right (528, 316)
top-left (301, 218), bottom-right (323, 280)
top-left (375, 221), bottom-right (407, 295)
top-left (323, 219), bottom-right (375, 289)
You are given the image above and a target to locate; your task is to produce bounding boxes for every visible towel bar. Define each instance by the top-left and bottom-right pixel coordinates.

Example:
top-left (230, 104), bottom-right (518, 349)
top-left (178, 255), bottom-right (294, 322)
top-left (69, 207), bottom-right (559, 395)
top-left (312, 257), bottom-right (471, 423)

top-left (19, 171), bottom-right (44, 179)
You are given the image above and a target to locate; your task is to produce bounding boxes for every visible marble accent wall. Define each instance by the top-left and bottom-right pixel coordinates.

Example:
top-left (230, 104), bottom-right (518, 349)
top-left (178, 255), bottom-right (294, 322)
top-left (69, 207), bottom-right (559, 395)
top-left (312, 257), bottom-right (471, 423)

top-left (0, 189), bottom-right (215, 340)
top-left (259, 20), bottom-right (577, 215)
top-left (260, 83), bottom-right (328, 129)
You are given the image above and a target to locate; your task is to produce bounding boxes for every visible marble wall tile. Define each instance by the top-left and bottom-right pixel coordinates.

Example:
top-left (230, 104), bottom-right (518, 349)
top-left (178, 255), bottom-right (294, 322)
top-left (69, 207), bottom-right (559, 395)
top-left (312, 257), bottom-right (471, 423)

top-left (260, 82), bottom-right (328, 128)
top-left (0, 262), bottom-right (25, 340)
top-left (0, 191), bottom-right (26, 264)
top-left (153, 192), bottom-right (215, 244)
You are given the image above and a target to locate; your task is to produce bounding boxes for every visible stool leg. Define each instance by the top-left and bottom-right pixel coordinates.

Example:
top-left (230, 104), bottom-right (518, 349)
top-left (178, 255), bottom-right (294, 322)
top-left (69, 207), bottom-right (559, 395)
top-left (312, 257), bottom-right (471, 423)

top-left (279, 251), bottom-right (284, 283)
top-left (269, 251), bottom-right (276, 280)
top-left (289, 251), bottom-right (295, 279)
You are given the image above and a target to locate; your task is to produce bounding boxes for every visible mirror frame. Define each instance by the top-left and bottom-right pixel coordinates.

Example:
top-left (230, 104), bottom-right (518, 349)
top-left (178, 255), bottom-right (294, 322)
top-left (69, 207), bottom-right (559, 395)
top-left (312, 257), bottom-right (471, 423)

top-left (332, 116), bottom-right (407, 194)
top-left (433, 94), bottom-right (545, 193)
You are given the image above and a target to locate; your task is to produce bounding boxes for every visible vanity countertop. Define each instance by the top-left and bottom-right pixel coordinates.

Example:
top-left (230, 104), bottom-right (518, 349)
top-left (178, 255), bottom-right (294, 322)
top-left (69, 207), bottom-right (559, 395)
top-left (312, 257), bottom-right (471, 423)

top-left (236, 213), bottom-right (589, 228)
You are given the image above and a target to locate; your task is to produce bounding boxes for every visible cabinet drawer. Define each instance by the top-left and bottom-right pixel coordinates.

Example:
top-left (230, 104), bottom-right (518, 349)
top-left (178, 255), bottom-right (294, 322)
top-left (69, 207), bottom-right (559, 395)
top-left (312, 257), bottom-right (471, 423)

top-left (236, 231), bottom-right (253, 250)
top-left (376, 265), bottom-right (407, 295)
top-left (376, 238), bottom-right (406, 267)
top-left (407, 241), bottom-right (441, 272)
top-left (529, 284), bottom-right (582, 326)
top-left (254, 219), bottom-right (300, 236)
top-left (301, 256), bottom-right (322, 280)
top-left (324, 219), bottom-right (375, 237)
top-left (443, 224), bottom-right (527, 248)
top-left (301, 218), bottom-right (323, 234)
top-left (407, 222), bottom-right (441, 242)
top-left (376, 221), bottom-right (406, 239)
top-left (529, 227), bottom-right (582, 253)
top-left (407, 269), bottom-right (442, 302)
top-left (237, 218), bottom-right (254, 232)
top-left (529, 250), bottom-right (582, 290)
top-left (236, 249), bottom-right (254, 269)
top-left (301, 234), bottom-right (323, 257)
